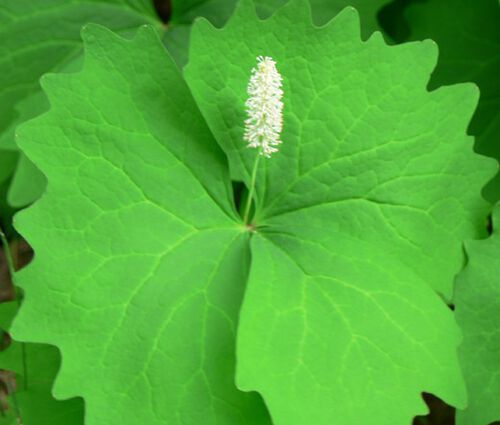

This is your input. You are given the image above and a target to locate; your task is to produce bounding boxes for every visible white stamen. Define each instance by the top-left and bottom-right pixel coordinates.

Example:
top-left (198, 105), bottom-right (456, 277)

top-left (244, 56), bottom-right (284, 157)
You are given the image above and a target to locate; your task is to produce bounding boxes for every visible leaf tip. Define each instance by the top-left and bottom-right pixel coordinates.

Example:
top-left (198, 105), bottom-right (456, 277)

top-left (421, 37), bottom-right (439, 60)
top-left (232, 0), bottom-right (258, 21)
top-left (280, 0), bottom-right (314, 21)
top-left (80, 23), bottom-right (112, 46)
top-left (324, 5), bottom-right (361, 39)
top-left (136, 23), bottom-right (159, 41)
top-left (367, 30), bottom-right (384, 43)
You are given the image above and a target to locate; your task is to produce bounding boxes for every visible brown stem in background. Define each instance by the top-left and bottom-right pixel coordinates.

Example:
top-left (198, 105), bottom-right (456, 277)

top-left (153, 0), bottom-right (171, 23)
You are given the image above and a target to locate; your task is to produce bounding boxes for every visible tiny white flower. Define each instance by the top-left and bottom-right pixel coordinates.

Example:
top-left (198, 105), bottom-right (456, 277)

top-left (244, 56), bottom-right (284, 157)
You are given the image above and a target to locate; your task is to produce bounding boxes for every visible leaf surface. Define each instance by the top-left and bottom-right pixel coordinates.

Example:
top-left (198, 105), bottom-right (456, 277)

top-left (308, 0), bottom-right (391, 34)
top-left (172, 0), bottom-right (390, 29)
top-left (166, 0), bottom-right (391, 67)
top-left (454, 203), bottom-right (500, 425)
top-left (405, 0), bottom-right (500, 201)
top-left (185, 0), bottom-right (494, 298)
top-left (12, 25), bottom-right (270, 425)
top-left (241, 227), bottom-right (464, 425)
top-left (0, 0), bottom-right (161, 206)
top-left (184, 1), bottom-right (496, 423)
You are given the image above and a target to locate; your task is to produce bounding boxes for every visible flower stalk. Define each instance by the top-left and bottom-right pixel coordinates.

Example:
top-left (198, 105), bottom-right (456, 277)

top-left (243, 150), bottom-right (262, 225)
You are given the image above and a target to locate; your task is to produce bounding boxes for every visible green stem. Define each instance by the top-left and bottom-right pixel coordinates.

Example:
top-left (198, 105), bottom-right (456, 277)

top-left (243, 151), bottom-right (262, 225)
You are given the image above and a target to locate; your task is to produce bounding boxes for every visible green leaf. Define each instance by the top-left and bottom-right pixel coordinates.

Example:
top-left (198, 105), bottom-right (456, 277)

top-left (165, 0), bottom-right (392, 67)
top-left (0, 0), bottom-right (161, 206)
top-left (160, 25), bottom-right (193, 68)
top-left (171, 0), bottom-right (391, 30)
top-left (12, 24), bottom-right (270, 425)
top-left (185, 0), bottom-right (494, 298)
top-left (404, 0), bottom-right (500, 202)
top-left (0, 302), bottom-right (18, 331)
top-left (307, 0), bottom-right (391, 35)
top-left (1, 92), bottom-right (50, 207)
top-left (0, 302), bottom-right (84, 425)
top-left (7, 155), bottom-right (46, 209)
top-left (239, 230), bottom-right (465, 424)
top-left (184, 1), bottom-right (495, 423)
top-left (11, 1), bottom-right (497, 424)
top-left (454, 203), bottom-right (500, 425)
top-left (0, 0), bottom-right (159, 117)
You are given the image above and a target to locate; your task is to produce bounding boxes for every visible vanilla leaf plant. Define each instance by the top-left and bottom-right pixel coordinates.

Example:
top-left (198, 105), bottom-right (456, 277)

top-left (10, 1), bottom-right (496, 424)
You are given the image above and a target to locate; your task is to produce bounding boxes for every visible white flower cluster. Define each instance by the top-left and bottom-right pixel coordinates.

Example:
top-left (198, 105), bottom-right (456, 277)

top-left (244, 56), bottom-right (284, 157)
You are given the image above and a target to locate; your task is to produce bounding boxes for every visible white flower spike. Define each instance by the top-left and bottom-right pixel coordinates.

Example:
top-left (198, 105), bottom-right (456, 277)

top-left (244, 56), bottom-right (284, 157)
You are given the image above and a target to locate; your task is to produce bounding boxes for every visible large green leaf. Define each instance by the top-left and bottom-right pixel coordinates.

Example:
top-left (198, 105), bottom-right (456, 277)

top-left (454, 203), bottom-right (500, 425)
top-left (0, 0), bottom-right (162, 207)
top-left (11, 24), bottom-right (270, 425)
top-left (0, 302), bottom-right (84, 425)
top-left (185, 0), bottom-right (494, 298)
top-left (240, 229), bottom-right (465, 425)
top-left (185, 1), bottom-right (495, 423)
top-left (405, 0), bottom-right (500, 201)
